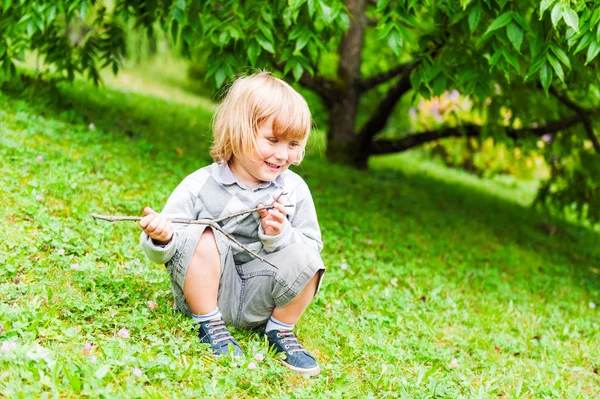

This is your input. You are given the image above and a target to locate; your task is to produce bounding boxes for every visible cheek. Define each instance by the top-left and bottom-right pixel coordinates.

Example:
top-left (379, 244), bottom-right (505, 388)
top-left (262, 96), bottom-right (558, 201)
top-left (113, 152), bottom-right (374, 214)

top-left (255, 142), bottom-right (272, 158)
top-left (288, 148), bottom-right (301, 163)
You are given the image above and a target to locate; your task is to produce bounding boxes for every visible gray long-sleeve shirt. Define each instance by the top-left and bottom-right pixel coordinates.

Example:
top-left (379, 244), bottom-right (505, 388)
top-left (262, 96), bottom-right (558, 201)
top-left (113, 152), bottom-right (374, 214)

top-left (140, 162), bottom-right (323, 265)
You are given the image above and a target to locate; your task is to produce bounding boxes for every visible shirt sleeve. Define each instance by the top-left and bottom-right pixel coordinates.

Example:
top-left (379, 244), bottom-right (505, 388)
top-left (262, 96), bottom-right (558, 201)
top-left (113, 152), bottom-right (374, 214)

top-left (139, 177), bottom-right (201, 264)
top-left (258, 180), bottom-right (323, 254)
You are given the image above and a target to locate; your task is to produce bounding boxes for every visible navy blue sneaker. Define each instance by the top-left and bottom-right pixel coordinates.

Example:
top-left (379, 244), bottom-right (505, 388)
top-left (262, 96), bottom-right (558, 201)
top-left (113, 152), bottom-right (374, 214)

top-left (263, 329), bottom-right (320, 376)
top-left (194, 317), bottom-right (244, 358)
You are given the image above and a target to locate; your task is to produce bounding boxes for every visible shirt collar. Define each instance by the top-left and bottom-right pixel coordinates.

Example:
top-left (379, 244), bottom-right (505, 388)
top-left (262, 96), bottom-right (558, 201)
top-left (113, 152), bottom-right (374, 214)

top-left (215, 162), bottom-right (285, 190)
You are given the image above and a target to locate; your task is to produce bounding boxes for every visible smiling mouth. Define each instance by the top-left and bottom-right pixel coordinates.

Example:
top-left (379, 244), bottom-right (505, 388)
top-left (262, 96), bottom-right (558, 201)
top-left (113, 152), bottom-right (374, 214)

top-left (265, 161), bottom-right (283, 170)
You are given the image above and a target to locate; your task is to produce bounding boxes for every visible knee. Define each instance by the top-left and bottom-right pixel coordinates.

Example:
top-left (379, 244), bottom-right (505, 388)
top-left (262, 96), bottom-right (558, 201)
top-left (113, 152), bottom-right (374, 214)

top-left (192, 228), bottom-right (219, 259)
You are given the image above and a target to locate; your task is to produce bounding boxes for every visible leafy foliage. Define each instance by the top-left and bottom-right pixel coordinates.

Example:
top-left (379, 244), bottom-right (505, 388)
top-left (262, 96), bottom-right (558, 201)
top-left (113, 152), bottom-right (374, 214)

top-left (1, 0), bottom-right (599, 223)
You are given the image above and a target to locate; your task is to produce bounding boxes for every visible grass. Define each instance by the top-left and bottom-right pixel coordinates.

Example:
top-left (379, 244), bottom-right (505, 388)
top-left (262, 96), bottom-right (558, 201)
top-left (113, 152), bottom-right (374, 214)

top-left (1, 65), bottom-right (599, 398)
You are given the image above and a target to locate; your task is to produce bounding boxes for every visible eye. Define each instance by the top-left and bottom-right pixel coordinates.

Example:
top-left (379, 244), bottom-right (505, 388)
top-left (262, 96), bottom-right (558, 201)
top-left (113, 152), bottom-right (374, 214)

top-left (289, 141), bottom-right (300, 148)
top-left (267, 137), bottom-right (278, 144)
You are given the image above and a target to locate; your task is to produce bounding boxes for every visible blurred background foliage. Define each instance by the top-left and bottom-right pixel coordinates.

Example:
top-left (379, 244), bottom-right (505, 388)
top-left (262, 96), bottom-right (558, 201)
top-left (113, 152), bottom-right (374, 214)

top-left (0, 0), bottom-right (599, 227)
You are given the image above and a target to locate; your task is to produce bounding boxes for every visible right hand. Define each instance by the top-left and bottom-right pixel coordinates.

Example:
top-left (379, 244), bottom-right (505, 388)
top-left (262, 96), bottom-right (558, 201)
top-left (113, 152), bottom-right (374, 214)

top-left (139, 207), bottom-right (173, 245)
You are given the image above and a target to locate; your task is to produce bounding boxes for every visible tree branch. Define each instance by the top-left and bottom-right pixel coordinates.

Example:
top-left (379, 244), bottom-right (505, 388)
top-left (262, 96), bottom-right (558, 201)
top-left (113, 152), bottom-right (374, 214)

top-left (367, 17), bottom-right (379, 26)
top-left (271, 60), bottom-right (339, 107)
top-left (360, 62), bottom-right (415, 91)
top-left (549, 87), bottom-right (600, 154)
top-left (370, 112), bottom-right (600, 155)
top-left (357, 36), bottom-right (448, 145)
top-left (91, 202), bottom-right (293, 269)
top-left (358, 73), bottom-right (413, 141)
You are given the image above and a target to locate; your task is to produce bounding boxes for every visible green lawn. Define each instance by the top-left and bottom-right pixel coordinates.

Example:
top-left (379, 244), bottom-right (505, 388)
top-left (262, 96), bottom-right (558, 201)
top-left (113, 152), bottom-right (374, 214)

top-left (1, 74), bottom-right (599, 398)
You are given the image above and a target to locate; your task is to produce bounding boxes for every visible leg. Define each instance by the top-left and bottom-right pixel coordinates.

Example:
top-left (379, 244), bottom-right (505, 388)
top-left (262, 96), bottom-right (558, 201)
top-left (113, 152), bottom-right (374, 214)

top-left (271, 272), bottom-right (320, 325)
top-left (183, 228), bottom-right (221, 315)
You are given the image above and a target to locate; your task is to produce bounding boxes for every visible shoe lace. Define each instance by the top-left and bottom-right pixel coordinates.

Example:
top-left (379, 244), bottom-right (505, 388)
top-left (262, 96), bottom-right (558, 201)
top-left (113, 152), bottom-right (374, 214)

top-left (205, 319), bottom-right (235, 345)
top-left (277, 330), bottom-right (307, 354)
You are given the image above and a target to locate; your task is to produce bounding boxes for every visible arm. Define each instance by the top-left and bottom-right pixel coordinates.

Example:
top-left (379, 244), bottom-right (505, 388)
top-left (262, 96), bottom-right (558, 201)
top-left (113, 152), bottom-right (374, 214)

top-left (258, 181), bottom-right (323, 254)
top-left (139, 177), bottom-right (200, 264)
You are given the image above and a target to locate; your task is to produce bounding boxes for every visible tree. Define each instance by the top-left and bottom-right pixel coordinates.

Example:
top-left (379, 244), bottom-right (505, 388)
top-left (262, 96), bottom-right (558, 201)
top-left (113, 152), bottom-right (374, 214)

top-left (1, 0), bottom-right (599, 223)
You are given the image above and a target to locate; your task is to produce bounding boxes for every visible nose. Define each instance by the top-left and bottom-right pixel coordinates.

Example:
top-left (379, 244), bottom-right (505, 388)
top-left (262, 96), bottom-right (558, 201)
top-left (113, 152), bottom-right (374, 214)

top-left (274, 144), bottom-right (288, 161)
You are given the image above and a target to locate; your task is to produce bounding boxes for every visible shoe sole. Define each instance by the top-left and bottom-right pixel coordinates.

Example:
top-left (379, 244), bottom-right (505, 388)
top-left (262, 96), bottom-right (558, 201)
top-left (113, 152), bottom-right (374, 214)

top-left (279, 359), bottom-right (321, 377)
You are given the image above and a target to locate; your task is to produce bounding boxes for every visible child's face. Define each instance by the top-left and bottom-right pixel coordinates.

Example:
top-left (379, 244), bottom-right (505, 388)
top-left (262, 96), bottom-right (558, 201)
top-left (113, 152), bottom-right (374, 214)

top-left (231, 116), bottom-right (303, 187)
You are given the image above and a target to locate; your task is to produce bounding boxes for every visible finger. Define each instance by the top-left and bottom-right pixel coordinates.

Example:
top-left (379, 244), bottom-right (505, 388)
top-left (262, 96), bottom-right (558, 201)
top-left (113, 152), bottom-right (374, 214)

top-left (147, 216), bottom-right (161, 233)
top-left (273, 201), bottom-right (287, 215)
top-left (155, 218), bottom-right (168, 236)
top-left (269, 209), bottom-right (285, 223)
top-left (144, 206), bottom-right (160, 216)
top-left (265, 220), bottom-right (282, 231)
top-left (139, 213), bottom-right (154, 229)
top-left (157, 228), bottom-right (172, 242)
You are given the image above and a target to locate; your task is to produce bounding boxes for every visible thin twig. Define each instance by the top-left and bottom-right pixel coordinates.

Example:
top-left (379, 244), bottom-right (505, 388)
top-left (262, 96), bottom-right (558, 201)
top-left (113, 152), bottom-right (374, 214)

top-left (91, 202), bottom-right (289, 269)
top-left (91, 203), bottom-right (293, 225)
top-left (207, 222), bottom-right (279, 269)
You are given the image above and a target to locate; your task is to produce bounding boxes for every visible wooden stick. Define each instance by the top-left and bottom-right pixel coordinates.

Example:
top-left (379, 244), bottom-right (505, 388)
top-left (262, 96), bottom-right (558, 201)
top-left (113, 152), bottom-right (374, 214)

top-left (91, 204), bottom-right (293, 225)
top-left (91, 204), bottom-right (288, 268)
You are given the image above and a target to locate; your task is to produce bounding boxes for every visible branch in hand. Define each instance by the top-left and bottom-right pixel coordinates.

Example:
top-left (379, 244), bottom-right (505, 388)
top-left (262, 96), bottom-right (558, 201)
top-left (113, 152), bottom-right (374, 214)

top-left (91, 202), bottom-right (295, 269)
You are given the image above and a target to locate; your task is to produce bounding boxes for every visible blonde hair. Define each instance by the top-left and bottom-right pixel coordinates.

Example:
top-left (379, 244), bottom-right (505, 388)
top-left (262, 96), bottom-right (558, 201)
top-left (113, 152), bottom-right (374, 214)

top-left (210, 71), bottom-right (312, 165)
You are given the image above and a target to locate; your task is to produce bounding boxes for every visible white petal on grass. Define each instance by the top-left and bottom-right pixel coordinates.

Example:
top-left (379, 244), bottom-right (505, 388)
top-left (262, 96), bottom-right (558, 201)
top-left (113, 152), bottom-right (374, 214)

top-left (117, 328), bottom-right (130, 338)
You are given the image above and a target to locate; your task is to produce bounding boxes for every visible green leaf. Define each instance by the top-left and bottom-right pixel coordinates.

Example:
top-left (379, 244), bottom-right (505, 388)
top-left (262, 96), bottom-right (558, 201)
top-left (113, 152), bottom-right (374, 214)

top-left (591, 7), bottom-right (600, 28)
top-left (292, 61), bottom-right (304, 81)
top-left (27, 19), bottom-right (36, 37)
top-left (585, 39), bottom-right (600, 65)
top-left (294, 31), bottom-right (311, 53)
top-left (540, 0), bottom-right (555, 19)
top-left (307, 0), bottom-right (316, 17)
top-left (214, 67), bottom-right (227, 88)
top-left (172, 8), bottom-right (185, 24)
top-left (547, 54), bottom-right (564, 81)
top-left (549, 44), bottom-right (571, 70)
top-left (170, 21), bottom-right (179, 43)
top-left (258, 21), bottom-right (274, 43)
top-left (574, 32), bottom-right (593, 54)
top-left (503, 49), bottom-right (520, 72)
top-left (247, 40), bottom-right (261, 66)
top-left (551, 3), bottom-right (564, 27)
top-left (468, 4), bottom-right (481, 33)
top-left (506, 22), bottom-right (523, 52)
top-left (597, 23), bottom-right (600, 42)
top-left (255, 34), bottom-right (275, 53)
top-left (489, 49), bottom-right (502, 67)
top-left (485, 12), bottom-right (513, 35)
top-left (387, 28), bottom-right (403, 56)
top-left (181, 26), bottom-right (193, 45)
top-left (512, 13), bottom-right (533, 34)
top-left (319, 0), bottom-right (333, 23)
top-left (540, 62), bottom-right (552, 92)
top-left (2, 0), bottom-right (10, 13)
top-left (525, 54), bottom-right (546, 80)
top-left (563, 8), bottom-right (579, 32)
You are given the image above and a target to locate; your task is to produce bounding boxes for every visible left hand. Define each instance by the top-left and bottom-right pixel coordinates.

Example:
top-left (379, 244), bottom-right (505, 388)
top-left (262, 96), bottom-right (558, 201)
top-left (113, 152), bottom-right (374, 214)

top-left (258, 195), bottom-right (287, 236)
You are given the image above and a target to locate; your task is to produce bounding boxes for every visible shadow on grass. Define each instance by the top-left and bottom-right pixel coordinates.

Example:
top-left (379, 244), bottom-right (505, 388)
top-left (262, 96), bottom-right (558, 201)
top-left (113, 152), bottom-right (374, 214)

top-left (3, 78), bottom-right (599, 297)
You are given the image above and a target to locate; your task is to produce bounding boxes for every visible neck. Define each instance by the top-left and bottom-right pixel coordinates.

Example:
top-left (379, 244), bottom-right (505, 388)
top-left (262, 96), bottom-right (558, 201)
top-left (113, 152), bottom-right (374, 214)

top-left (228, 160), bottom-right (261, 189)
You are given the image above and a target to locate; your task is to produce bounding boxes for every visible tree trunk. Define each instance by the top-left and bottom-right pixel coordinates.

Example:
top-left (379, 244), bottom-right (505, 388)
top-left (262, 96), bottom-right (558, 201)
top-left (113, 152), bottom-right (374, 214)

top-left (325, 0), bottom-right (366, 168)
top-left (327, 93), bottom-right (362, 166)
